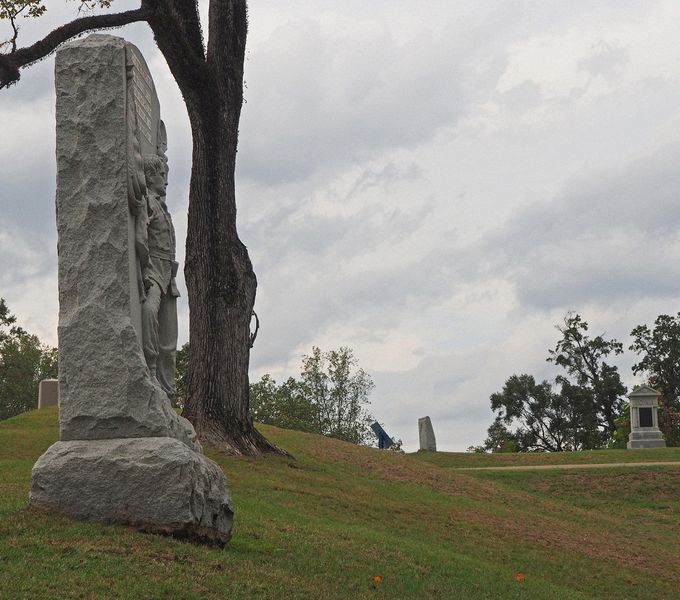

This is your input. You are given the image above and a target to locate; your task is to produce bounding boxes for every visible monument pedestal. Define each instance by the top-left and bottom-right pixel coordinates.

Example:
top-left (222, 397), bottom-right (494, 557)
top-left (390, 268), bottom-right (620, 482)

top-left (31, 437), bottom-right (232, 545)
top-left (627, 430), bottom-right (666, 449)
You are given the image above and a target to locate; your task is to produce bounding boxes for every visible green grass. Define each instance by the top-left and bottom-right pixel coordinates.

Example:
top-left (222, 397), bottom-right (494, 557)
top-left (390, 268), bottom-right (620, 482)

top-left (1, 408), bottom-right (680, 599)
top-left (411, 446), bottom-right (680, 468)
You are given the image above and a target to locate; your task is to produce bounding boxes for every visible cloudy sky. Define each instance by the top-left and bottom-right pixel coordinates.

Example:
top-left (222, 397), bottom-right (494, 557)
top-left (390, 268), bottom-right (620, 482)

top-left (2, 1), bottom-right (680, 451)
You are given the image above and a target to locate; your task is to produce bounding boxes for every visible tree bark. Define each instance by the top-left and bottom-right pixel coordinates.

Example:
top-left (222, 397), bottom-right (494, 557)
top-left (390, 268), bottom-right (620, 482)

top-left (147, 0), bottom-right (284, 455)
top-left (177, 110), bottom-right (280, 455)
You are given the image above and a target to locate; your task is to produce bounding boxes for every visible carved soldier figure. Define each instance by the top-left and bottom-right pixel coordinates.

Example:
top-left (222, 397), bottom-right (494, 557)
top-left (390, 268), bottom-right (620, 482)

top-left (138, 154), bottom-right (180, 396)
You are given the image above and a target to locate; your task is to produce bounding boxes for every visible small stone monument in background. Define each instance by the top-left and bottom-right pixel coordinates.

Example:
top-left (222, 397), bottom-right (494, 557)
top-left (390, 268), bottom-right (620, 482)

top-left (29, 35), bottom-right (232, 545)
top-left (418, 416), bottom-right (436, 451)
top-left (627, 386), bottom-right (666, 449)
top-left (37, 379), bottom-right (59, 409)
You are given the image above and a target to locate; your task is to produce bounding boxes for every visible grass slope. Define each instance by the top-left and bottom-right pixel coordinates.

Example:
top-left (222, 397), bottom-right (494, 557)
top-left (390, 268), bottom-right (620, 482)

top-left (1, 408), bottom-right (679, 599)
top-left (412, 447), bottom-right (680, 468)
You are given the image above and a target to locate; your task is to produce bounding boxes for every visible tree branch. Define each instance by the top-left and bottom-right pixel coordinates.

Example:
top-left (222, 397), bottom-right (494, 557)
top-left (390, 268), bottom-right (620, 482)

top-left (145, 0), bottom-right (210, 113)
top-left (0, 7), bottom-right (148, 88)
top-left (207, 0), bottom-right (247, 85)
top-left (575, 336), bottom-right (599, 384)
top-left (0, 0), bottom-right (26, 53)
top-left (145, 0), bottom-right (204, 61)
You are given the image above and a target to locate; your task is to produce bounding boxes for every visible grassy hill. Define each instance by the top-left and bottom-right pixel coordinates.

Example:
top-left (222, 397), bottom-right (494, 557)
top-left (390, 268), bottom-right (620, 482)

top-left (414, 445), bottom-right (680, 468)
top-left (2, 408), bottom-right (680, 599)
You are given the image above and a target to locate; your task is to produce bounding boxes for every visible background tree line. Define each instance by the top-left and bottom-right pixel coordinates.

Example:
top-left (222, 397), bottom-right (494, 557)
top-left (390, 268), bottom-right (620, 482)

top-left (8, 286), bottom-right (680, 453)
top-left (0, 298), bottom-right (57, 420)
top-left (1, 294), bottom-right (378, 447)
top-left (178, 345), bottom-right (377, 445)
top-left (477, 312), bottom-right (680, 453)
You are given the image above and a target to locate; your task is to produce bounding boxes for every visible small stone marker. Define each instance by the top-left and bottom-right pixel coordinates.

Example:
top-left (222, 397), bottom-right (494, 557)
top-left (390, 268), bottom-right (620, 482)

top-left (37, 379), bottom-right (59, 409)
top-left (29, 35), bottom-right (232, 545)
top-left (418, 416), bottom-right (436, 451)
top-left (370, 422), bottom-right (394, 449)
top-left (627, 386), bottom-right (666, 449)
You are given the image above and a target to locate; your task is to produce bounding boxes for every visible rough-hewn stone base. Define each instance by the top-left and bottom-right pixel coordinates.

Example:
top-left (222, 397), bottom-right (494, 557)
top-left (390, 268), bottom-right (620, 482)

top-left (30, 437), bottom-right (233, 546)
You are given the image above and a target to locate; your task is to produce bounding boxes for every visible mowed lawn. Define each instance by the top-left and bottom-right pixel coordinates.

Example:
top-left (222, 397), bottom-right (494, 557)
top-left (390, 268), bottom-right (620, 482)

top-left (1, 408), bottom-right (679, 599)
top-left (412, 446), bottom-right (680, 468)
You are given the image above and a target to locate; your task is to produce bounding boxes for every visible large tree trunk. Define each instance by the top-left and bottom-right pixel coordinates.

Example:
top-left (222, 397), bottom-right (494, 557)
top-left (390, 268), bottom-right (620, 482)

top-left (181, 108), bottom-right (279, 455)
top-left (155, 0), bottom-right (283, 456)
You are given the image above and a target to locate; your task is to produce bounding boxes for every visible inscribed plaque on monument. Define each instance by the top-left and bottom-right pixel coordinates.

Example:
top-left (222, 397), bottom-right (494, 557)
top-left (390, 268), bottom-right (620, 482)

top-left (639, 407), bottom-right (653, 428)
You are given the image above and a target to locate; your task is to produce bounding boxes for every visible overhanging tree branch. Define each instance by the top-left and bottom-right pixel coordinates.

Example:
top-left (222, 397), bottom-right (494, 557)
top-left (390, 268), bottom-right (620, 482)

top-left (144, 0), bottom-right (212, 113)
top-left (0, 7), bottom-right (148, 88)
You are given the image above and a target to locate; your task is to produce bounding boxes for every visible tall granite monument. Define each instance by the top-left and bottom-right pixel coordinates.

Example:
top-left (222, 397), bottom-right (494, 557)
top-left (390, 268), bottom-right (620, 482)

top-left (29, 35), bottom-right (233, 545)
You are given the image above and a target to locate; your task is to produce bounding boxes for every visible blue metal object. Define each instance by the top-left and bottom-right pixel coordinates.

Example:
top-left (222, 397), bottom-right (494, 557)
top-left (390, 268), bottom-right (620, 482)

top-left (370, 421), bottom-right (394, 449)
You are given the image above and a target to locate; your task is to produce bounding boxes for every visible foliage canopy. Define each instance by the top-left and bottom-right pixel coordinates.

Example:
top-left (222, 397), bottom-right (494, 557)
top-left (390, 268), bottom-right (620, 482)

top-left (630, 313), bottom-right (680, 408)
top-left (485, 313), bottom-right (627, 452)
top-left (251, 347), bottom-right (375, 445)
top-left (0, 298), bottom-right (58, 420)
top-left (630, 313), bottom-right (680, 445)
